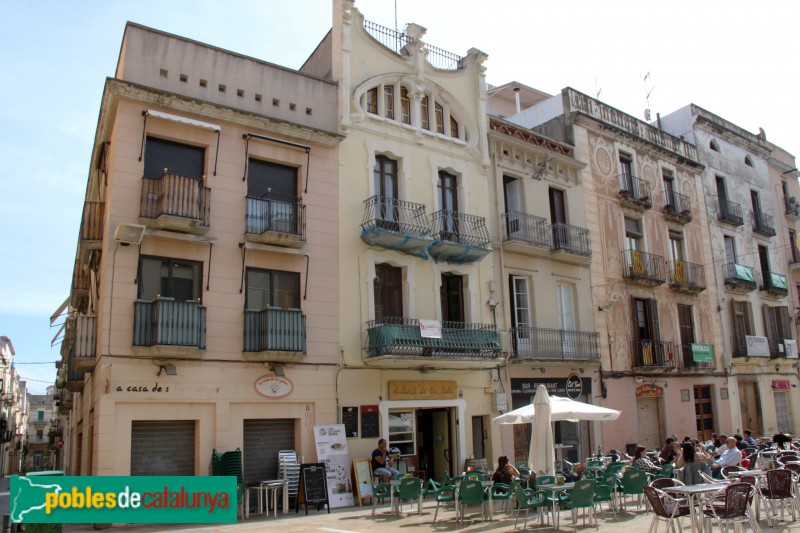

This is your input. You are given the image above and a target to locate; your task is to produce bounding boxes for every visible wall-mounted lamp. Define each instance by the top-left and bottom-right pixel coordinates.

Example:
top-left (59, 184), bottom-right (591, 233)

top-left (157, 364), bottom-right (177, 376)
top-left (270, 363), bottom-right (286, 377)
top-left (598, 299), bottom-right (617, 311)
top-left (114, 223), bottom-right (146, 245)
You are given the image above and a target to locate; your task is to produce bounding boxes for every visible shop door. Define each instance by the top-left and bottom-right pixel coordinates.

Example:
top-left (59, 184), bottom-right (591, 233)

top-left (637, 397), bottom-right (662, 450)
top-left (471, 416), bottom-right (485, 460)
top-left (130, 420), bottom-right (195, 476)
top-left (774, 392), bottom-right (791, 433)
top-left (694, 385), bottom-right (714, 442)
top-left (418, 408), bottom-right (454, 480)
top-left (243, 419), bottom-right (295, 483)
top-left (739, 382), bottom-right (762, 436)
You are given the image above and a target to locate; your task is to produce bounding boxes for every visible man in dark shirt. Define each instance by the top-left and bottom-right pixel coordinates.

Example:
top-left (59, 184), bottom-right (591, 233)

top-left (371, 438), bottom-right (399, 482)
top-left (659, 437), bottom-right (677, 464)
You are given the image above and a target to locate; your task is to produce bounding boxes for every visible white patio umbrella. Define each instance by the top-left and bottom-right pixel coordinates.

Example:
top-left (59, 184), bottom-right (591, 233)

top-left (492, 395), bottom-right (621, 425)
top-left (528, 385), bottom-right (555, 477)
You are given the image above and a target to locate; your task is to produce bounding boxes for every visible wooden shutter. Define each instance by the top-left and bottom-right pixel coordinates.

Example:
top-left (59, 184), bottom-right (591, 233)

top-left (647, 299), bottom-right (661, 341)
top-left (677, 304), bottom-right (695, 346)
top-left (778, 306), bottom-right (792, 340)
top-left (763, 305), bottom-right (778, 345)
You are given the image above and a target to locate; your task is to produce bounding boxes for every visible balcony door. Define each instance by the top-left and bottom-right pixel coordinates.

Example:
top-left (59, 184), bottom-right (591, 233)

top-left (440, 273), bottom-right (465, 323)
top-left (374, 263), bottom-right (403, 323)
top-left (557, 283), bottom-right (576, 357)
top-left (550, 188), bottom-right (567, 248)
top-left (246, 269), bottom-right (300, 310)
top-left (374, 155), bottom-right (399, 227)
top-left (632, 298), bottom-right (660, 365)
top-left (138, 256), bottom-right (201, 302)
top-left (677, 304), bottom-right (696, 366)
top-left (438, 171), bottom-right (459, 239)
top-left (510, 276), bottom-right (532, 357)
top-left (247, 159), bottom-right (298, 233)
top-left (144, 137), bottom-right (205, 180)
top-left (503, 176), bottom-right (522, 237)
top-left (751, 190), bottom-right (762, 218)
top-left (693, 385), bottom-right (715, 442)
top-left (758, 245), bottom-right (770, 277)
top-left (619, 153), bottom-right (634, 194)
top-left (663, 170), bottom-right (676, 208)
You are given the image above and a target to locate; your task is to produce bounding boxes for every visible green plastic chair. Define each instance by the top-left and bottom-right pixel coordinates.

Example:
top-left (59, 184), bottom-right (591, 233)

top-left (586, 459), bottom-right (605, 469)
top-left (511, 481), bottom-right (549, 529)
top-left (371, 481), bottom-right (392, 516)
top-left (430, 481), bottom-right (456, 523)
top-left (606, 462), bottom-right (626, 475)
top-left (652, 463), bottom-right (674, 480)
top-left (443, 471), bottom-right (463, 485)
top-left (593, 480), bottom-right (618, 519)
top-left (516, 461), bottom-right (531, 476)
top-left (535, 475), bottom-right (556, 488)
top-left (491, 482), bottom-right (514, 513)
top-left (423, 478), bottom-right (439, 498)
top-left (395, 476), bottom-right (423, 515)
top-left (619, 469), bottom-right (648, 511)
top-left (458, 479), bottom-right (488, 524)
top-left (557, 479), bottom-right (598, 530)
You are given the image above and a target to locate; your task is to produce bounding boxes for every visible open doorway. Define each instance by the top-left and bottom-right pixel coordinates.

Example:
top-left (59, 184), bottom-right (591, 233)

top-left (416, 408), bottom-right (455, 481)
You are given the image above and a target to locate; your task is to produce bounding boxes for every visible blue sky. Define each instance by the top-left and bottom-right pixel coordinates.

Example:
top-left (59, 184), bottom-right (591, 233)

top-left (2, 0), bottom-right (798, 393)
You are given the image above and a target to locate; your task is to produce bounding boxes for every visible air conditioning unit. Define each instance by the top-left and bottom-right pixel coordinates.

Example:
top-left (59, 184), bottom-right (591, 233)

top-left (114, 223), bottom-right (146, 245)
top-left (499, 331), bottom-right (512, 354)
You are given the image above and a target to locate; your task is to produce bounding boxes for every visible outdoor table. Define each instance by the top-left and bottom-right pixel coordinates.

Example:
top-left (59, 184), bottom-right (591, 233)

top-left (663, 482), bottom-right (729, 533)
top-left (537, 482), bottom-right (575, 529)
top-left (245, 479), bottom-right (289, 518)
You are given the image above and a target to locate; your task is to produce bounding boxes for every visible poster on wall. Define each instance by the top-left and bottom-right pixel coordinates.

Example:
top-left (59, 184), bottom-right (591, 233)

top-left (313, 424), bottom-right (354, 509)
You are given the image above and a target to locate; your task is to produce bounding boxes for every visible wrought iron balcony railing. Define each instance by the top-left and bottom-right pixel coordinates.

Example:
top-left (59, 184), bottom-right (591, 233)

top-left (622, 249), bottom-right (666, 285)
top-left (617, 175), bottom-right (652, 209)
top-left (366, 317), bottom-right (500, 359)
top-left (140, 173), bottom-right (211, 228)
top-left (133, 298), bottom-right (206, 349)
top-left (630, 340), bottom-right (675, 368)
top-left (429, 210), bottom-right (491, 263)
top-left (243, 307), bottom-right (306, 353)
top-left (679, 344), bottom-right (714, 369)
top-left (511, 326), bottom-right (600, 361)
top-left (760, 271), bottom-right (789, 297)
top-left (70, 316), bottom-right (96, 373)
top-left (667, 260), bottom-right (706, 293)
top-left (502, 211), bottom-right (550, 248)
top-left (551, 223), bottom-right (592, 257)
top-left (722, 262), bottom-right (757, 292)
top-left (362, 19), bottom-right (463, 70)
top-left (752, 210), bottom-right (777, 237)
top-left (80, 201), bottom-right (105, 242)
top-left (246, 192), bottom-right (305, 240)
top-left (361, 196), bottom-right (433, 258)
top-left (662, 190), bottom-right (692, 223)
top-left (717, 199), bottom-right (744, 226)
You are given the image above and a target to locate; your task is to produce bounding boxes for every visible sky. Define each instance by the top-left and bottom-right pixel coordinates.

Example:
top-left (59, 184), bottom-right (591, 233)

top-left (2, 0), bottom-right (798, 393)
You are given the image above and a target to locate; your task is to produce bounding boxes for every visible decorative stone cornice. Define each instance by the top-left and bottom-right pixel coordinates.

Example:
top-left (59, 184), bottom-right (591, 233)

top-left (691, 104), bottom-right (772, 158)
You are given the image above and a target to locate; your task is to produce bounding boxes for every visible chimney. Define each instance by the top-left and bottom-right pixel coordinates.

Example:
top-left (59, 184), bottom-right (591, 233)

top-left (513, 87), bottom-right (521, 114)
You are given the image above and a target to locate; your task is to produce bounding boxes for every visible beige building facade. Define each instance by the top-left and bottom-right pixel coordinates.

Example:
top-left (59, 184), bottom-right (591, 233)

top-left (60, 23), bottom-right (342, 477)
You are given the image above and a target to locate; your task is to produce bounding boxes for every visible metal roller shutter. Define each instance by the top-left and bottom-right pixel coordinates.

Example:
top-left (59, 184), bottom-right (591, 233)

top-left (775, 392), bottom-right (791, 433)
top-left (637, 397), bottom-right (661, 450)
top-left (243, 419), bottom-right (295, 483)
top-left (131, 420), bottom-right (195, 475)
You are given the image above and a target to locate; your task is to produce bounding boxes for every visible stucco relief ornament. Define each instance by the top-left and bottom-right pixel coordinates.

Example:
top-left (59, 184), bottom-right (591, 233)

top-left (590, 137), bottom-right (614, 183)
top-left (679, 171), bottom-right (695, 205)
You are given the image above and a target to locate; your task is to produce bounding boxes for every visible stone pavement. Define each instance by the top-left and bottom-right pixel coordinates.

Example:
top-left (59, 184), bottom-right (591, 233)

top-left (60, 497), bottom-right (800, 533)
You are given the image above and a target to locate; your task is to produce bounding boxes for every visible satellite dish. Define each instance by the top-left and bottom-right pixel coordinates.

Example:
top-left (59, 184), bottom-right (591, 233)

top-left (644, 108), bottom-right (651, 121)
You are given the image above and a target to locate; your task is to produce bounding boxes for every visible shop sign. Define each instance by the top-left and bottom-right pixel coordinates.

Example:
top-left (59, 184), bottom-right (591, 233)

top-left (784, 340), bottom-right (798, 358)
top-left (691, 343), bottom-right (714, 362)
top-left (419, 319), bottom-right (442, 339)
top-left (254, 374), bottom-right (294, 398)
top-left (511, 377), bottom-right (592, 396)
top-left (388, 380), bottom-right (457, 400)
top-left (745, 335), bottom-right (770, 357)
top-left (635, 384), bottom-right (663, 398)
top-left (772, 380), bottom-right (791, 390)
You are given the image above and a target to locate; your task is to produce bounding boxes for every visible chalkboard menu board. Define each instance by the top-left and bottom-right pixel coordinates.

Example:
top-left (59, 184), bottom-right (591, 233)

top-left (361, 405), bottom-right (379, 438)
top-left (296, 463), bottom-right (329, 514)
top-left (341, 406), bottom-right (358, 438)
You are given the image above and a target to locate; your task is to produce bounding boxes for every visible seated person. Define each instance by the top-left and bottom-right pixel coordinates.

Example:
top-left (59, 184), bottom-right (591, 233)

top-left (561, 459), bottom-right (584, 482)
top-left (743, 429), bottom-right (756, 446)
top-left (633, 445), bottom-right (662, 474)
top-left (711, 436), bottom-right (742, 478)
top-left (492, 455), bottom-right (520, 487)
top-left (371, 438), bottom-right (400, 482)
top-left (659, 437), bottom-right (677, 464)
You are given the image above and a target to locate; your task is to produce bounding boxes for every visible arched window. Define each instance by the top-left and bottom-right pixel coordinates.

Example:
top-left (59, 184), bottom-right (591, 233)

top-left (400, 86), bottom-right (411, 124)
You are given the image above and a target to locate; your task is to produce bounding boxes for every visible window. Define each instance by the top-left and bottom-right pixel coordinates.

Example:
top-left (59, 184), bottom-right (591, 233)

top-left (763, 305), bottom-right (793, 354)
top-left (758, 244), bottom-right (770, 275)
top-left (624, 217), bottom-right (642, 251)
top-left (373, 155), bottom-right (399, 228)
top-left (790, 230), bottom-right (799, 264)
top-left (510, 276), bottom-right (532, 356)
top-left (388, 411), bottom-right (415, 456)
top-left (716, 176), bottom-right (729, 211)
top-left (504, 176), bottom-right (523, 235)
top-left (36, 430), bottom-right (43, 440)
top-left (384, 85), bottom-right (394, 120)
top-left (246, 268), bottom-right (300, 310)
top-left (246, 159), bottom-right (298, 233)
top-left (724, 235), bottom-right (736, 264)
top-left (38, 410), bottom-right (44, 421)
top-left (751, 190), bottom-right (762, 216)
top-left (619, 153), bottom-right (634, 192)
top-left (669, 231), bottom-right (684, 263)
top-left (632, 298), bottom-right (660, 343)
top-left (440, 273), bottom-right (465, 322)
top-left (421, 95), bottom-right (430, 130)
top-left (449, 116), bottom-right (459, 138)
top-left (33, 451), bottom-right (43, 467)
top-left (144, 137), bottom-right (205, 180)
top-left (663, 170), bottom-right (676, 208)
top-left (400, 86), bottom-right (411, 124)
top-left (677, 304), bottom-right (696, 361)
top-left (247, 159), bottom-right (297, 199)
top-left (435, 102), bottom-right (444, 134)
top-left (138, 256), bottom-right (202, 302)
top-left (438, 171), bottom-right (459, 238)
top-left (732, 300), bottom-right (755, 355)
top-left (366, 87), bottom-right (378, 114)
top-left (374, 263), bottom-right (403, 322)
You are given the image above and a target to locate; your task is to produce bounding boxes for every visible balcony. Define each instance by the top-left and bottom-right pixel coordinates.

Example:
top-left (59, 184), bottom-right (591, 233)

top-left (511, 326), bottom-right (600, 361)
top-left (361, 196), bottom-right (433, 259)
top-left (551, 223), bottom-right (592, 265)
top-left (66, 353), bottom-right (85, 393)
top-left (365, 317), bottom-right (501, 369)
top-left (667, 260), bottom-right (706, 294)
top-left (617, 175), bottom-right (652, 210)
top-left (631, 340), bottom-right (676, 369)
top-left (140, 173), bottom-right (211, 234)
top-left (63, 316), bottom-right (96, 373)
top-left (662, 190), bottom-right (692, 224)
top-left (785, 198), bottom-right (800, 221)
top-left (622, 249), bottom-right (666, 286)
top-left (722, 263), bottom-right (757, 293)
top-left (243, 308), bottom-right (306, 362)
top-left (133, 298), bottom-right (206, 353)
top-left (760, 271), bottom-right (789, 298)
top-left (58, 390), bottom-right (73, 411)
top-left (752, 211), bottom-right (777, 237)
top-left (717, 199), bottom-right (744, 226)
top-left (70, 259), bottom-right (90, 310)
top-left (501, 211), bottom-right (550, 256)
top-left (245, 193), bottom-right (305, 248)
top-left (679, 344), bottom-right (714, 370)
top-left (78, 201), bottom-right (105, 261)
top-left (429, 210), bottom-right (491, 264)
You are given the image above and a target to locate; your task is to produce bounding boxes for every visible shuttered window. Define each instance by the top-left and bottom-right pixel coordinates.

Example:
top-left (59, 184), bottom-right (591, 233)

top-left (732, 300), bottom-right (754, 336)
top-left (144, 137), bottom-right (205, 180)
top-left (131, 420), bottom-right (195, 476)
top-left (632, 297), bottom-right (660, 341)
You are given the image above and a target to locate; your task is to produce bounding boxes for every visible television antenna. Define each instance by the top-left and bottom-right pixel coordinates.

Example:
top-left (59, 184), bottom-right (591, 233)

top-left (643, 72), bottom-right (654, 121)
top-left (595, 76), bottom-right (602, 99)
top-left (533, 156), bottom-right (552, 180)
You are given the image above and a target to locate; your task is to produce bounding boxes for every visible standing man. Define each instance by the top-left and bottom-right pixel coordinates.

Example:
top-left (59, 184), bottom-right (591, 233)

top-left (372, 438), bottom-right (400, 482)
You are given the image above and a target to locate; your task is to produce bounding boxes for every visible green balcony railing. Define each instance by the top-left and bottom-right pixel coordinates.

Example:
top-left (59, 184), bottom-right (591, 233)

top-left (366, 317), bottom-right (500, 359)
top-left (133, 298), bottom-right (206, 349)
top-left (243, 307), bottom-right (306, 353)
